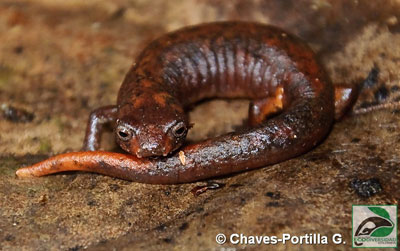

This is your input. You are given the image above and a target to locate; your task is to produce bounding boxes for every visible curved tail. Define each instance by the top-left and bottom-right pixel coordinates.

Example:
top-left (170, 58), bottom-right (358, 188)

top-left (16, 151), bottom-right (179, 184)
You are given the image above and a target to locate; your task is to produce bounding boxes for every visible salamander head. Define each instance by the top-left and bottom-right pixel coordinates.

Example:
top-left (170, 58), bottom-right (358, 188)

top-left (115, 94), bottom-right (188, 158)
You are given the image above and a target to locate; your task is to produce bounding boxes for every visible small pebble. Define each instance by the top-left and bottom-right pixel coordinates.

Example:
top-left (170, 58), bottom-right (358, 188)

top-left (1, 104), bottom-right (34, 123)
top-left (374, 86), bottom-right (389, 102)
top-left (350, 178), bottom-right (382, 198)
top-left (363, 66), bottom-right (379, 88)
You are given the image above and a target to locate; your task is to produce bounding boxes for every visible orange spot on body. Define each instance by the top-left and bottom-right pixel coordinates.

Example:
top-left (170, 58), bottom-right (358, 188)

top-left (153, 92), bottom-right (171, 107)
top-left (133, 97), bottom-right (145, 108)
top-left (142, 80), bottom-right (154, 88)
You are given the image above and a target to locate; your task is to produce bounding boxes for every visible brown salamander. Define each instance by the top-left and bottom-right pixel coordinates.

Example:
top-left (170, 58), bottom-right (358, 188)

top-left (16, 21), bottom-right (360, 184)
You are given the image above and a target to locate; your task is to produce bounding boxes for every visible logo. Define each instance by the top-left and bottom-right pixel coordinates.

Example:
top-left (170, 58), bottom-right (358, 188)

top-left (352, 205), bottom-right (397, 248)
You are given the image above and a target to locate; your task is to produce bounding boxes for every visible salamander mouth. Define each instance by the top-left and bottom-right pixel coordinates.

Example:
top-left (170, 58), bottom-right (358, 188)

top-left (126, 142), bottom-right (165, 158)
top-left (134, 148), bottom-right (166, 158)
top-left (133, 140), bottom-right (180, 158)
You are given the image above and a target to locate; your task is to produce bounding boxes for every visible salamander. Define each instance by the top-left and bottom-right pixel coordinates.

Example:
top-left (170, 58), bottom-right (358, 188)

top-left (16, 21), bottom-right (360, 184)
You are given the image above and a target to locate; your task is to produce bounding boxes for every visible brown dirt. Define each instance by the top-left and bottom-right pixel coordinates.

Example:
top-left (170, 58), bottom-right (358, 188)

top-left (0, 0), bottom-right (399, 250)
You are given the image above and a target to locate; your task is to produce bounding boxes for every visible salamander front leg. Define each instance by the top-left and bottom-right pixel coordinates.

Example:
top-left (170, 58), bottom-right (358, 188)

top-left (83, 105), bottom-right (118, 151)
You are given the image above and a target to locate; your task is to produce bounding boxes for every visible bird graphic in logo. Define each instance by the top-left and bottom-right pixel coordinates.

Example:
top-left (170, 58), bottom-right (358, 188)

top-left (354, 207), bottom-right (394, 246)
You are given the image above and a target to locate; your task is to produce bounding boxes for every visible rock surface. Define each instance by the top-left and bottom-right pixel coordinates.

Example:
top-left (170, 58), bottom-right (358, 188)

top-left (0, 0), bottom-right (399, 250)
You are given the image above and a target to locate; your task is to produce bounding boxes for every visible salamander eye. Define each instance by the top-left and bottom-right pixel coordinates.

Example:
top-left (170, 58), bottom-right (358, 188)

top-left (171, 122), bottom-right (187, 138)
top-left (117, 125), bottom-right (133, 141)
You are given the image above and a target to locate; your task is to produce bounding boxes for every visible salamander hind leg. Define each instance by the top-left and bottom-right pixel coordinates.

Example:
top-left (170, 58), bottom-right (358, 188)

top-left (334, 84), bottom-right (361, 120)
top-left (248, 87), bottom-right (284, 127)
